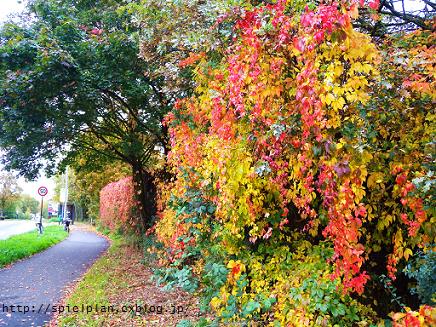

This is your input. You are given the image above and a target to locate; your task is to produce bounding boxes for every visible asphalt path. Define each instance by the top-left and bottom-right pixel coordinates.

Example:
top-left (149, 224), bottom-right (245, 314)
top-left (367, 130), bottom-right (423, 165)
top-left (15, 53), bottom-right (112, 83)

top-left (0, 230), bottom-right (109, 327)
top-left (0, 220), bottom-right (38, 240)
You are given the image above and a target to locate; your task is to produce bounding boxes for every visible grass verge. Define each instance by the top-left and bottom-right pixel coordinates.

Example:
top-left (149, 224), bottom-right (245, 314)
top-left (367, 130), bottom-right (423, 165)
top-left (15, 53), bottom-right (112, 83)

top-left (0, 225), bottom-right (68, 268)
top-left (56, 232), bottom-right (206, 327)
top-left (56, 235), bottom-right (120, 327)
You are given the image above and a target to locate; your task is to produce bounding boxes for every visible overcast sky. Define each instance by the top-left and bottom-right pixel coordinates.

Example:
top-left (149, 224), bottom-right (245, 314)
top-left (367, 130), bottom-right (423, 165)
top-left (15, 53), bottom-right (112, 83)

top-left (0, 0), bottom-right (26, 23)
top-left (0, 156), bottom-right (56, 201)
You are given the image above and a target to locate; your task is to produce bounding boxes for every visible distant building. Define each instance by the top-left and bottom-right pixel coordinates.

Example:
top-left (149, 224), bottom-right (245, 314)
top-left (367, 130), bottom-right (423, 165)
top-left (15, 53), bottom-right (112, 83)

top-left (48, 202), bottom-right (59, 218)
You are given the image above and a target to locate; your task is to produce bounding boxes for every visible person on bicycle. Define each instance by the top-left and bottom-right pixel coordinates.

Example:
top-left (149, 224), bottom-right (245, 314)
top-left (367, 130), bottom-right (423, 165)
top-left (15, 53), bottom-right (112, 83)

top-left (63, 211), bottom-right (72, 232)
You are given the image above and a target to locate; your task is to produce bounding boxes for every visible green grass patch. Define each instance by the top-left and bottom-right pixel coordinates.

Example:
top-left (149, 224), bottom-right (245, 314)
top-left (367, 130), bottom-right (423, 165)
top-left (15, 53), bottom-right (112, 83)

top-left (58, 235), bottom-right (121, 327)
top-left (0, 225), bottom-right (68, 268)
top-left (57, 232), bottom-right (203, 326)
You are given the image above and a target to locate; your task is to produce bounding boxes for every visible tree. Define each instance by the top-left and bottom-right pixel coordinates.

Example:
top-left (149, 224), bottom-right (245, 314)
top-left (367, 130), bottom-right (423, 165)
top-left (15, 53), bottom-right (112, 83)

top-left (127, 0), bottom-right (246, 94)
top-left (18, 194), bottom-right (39, 215)
top-left (0, 172), bottom-right (22, 216)
top-left (52, 162), bottom-right (130, 222)
top-left (377, 0), bottom-right (435, 31)
top-left (0, 0), bottom-right (172, 230)
top-left (354, 0), bottom-right (435, 37)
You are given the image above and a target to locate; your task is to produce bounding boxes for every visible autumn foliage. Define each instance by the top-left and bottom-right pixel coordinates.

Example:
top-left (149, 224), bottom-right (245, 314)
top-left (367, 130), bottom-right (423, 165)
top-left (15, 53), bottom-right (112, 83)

top-left (99, 176), bottom-right (136, 231)
top-left (151, 0), bottom-right (435, 325)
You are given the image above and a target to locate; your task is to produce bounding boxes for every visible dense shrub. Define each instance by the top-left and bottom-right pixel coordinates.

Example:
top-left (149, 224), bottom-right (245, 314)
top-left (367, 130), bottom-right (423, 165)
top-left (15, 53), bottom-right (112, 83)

top-left (404, 249), bottom-right (436, 306)
top-left (153, 0), bottom-right (435, 325)
top-left (99, 176), bottom-right (136, 232)
top-left (72, 162), bottom-right (131, 222)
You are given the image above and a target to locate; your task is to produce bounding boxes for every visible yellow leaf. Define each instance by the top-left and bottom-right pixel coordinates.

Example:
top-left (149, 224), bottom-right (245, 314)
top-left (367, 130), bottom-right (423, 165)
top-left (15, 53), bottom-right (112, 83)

top-left (367, 172), bottom-right (384, 189)
top-left (323, 92), bottom-right (335, 105)
top-left (361, 63), bottom-right (372, 74)
top-left (333, 63), bottom-right (343, 77)
top-left (404, 248), bottom-right (413, 261)
top-left (332, 96), bottom-right (345, 111)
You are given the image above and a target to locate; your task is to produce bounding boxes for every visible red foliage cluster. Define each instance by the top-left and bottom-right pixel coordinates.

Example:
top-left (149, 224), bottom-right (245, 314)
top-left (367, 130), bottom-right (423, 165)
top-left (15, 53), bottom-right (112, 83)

top-left (178, 52), bottom-right (205, 68)
top-left (99, 176), bottom-right (135, 231)
top-left (391, 305), bottom-right (435, 327)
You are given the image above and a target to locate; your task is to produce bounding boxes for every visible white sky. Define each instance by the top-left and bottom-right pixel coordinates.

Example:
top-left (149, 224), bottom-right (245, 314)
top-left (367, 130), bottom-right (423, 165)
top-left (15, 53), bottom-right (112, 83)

top-left (0, 158), bottom-right (56, 200)
top-left (0, 0), bottom-right (26, 23)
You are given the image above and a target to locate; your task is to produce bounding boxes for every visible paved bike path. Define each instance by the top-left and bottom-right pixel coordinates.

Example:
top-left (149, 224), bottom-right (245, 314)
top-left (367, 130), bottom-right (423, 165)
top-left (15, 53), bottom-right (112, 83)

top-left (0, 230), bottom-right (109, 326)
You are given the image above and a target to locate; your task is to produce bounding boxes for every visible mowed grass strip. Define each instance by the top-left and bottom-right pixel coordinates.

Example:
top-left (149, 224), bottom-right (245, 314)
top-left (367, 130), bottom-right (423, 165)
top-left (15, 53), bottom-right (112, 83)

top-left (56, 232), bottom-right (207, 327)
top-left (57, 235), bottom-right (121, 327)
top-left (0, 225), bottom-right (68, 267)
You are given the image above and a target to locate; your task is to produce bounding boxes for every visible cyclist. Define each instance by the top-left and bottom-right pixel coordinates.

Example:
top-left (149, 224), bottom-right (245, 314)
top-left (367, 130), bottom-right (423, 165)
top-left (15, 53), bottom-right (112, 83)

top-left (63, 212), bottom-right (72, 233)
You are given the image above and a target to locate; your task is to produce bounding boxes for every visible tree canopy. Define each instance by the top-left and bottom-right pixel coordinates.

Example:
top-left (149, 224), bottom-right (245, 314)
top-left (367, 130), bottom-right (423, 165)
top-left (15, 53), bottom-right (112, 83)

top-left (0, 0), bottom-right (176, 227)
top-left (0, 0), bottom-right (171, 174)
top-left (0, 171), bottom-right (22, 216)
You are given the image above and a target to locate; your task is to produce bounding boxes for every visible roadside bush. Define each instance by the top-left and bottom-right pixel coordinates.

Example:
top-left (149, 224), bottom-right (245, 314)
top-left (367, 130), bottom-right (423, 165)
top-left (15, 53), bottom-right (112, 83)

top-left (153, 0), bottom-right (435, 325)
top-left (99, 177), bottom-right (136, 232)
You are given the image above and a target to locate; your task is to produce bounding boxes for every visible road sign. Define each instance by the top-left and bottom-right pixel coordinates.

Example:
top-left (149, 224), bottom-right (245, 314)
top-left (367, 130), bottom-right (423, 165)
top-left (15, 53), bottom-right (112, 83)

top-left (38, 186), bottom-right (48, 197)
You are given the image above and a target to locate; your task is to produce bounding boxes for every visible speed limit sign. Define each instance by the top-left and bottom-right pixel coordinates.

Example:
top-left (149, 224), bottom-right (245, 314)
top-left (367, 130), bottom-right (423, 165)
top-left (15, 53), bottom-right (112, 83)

top-left (38, 186), bottom-right (48, 197)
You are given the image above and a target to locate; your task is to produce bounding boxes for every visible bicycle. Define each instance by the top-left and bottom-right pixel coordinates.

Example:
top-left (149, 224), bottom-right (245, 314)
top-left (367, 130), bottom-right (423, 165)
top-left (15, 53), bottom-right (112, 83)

top-left (63, 219), bottom-right (71, 234)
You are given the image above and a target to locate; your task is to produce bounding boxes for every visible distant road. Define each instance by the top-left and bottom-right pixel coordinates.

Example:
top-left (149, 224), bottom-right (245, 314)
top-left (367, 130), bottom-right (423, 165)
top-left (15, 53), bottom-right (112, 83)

top-left (0, 220), bottom-right (38, 240)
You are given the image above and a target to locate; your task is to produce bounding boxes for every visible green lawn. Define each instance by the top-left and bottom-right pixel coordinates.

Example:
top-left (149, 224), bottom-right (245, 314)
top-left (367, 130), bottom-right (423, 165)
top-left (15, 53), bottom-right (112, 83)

top-left (0, 225), bottom-right (68, 267)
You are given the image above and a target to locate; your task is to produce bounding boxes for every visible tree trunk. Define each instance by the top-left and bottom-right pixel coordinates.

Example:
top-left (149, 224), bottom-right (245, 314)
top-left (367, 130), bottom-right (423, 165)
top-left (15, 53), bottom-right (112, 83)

top-left (131, 162), bottom-right (157, 231)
